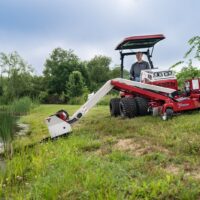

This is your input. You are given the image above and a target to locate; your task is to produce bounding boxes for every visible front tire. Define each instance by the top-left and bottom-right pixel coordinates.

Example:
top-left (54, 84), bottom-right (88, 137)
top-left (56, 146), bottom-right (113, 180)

top-left (135, 97), bottom-right (149, 116)
top-left (110, 98), bottom-right (120, 117)
top-left (119, 98), bottom-right (138, 118)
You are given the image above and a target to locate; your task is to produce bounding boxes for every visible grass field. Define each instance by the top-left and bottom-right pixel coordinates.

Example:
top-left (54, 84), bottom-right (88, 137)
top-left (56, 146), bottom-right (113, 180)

top-left (1, 104), bottom-right (200, 199)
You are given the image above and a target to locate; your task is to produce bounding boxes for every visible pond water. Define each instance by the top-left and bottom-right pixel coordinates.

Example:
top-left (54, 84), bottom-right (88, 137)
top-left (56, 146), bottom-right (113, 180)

top-left (0, 112), bottom-right (29, 171)
top-left (0, 112), bottom-right (28, 153)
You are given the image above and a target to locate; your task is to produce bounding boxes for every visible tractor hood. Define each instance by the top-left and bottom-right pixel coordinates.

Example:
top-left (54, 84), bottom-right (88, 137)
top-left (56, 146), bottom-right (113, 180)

top-left (115, 34), bottom-right (165, 50)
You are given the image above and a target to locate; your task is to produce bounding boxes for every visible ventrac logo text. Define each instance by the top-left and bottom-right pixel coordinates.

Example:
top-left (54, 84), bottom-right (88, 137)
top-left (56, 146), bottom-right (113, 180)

top-left (178, 103), bottom-right (189, 108)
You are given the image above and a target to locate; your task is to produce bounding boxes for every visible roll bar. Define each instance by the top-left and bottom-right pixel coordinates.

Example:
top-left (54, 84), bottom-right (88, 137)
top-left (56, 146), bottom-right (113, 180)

top-left (120, 48), bottom-right (154, 78)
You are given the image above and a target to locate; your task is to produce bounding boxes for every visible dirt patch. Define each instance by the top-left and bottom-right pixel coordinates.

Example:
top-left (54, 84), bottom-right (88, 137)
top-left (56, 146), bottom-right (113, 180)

top-left (184, 167), bottom-right (200, 180)
top-left (112, 138), bottom-right (200, 180)
top-left (165, 165), bottom-right (200, 180)
top-left (95, 147), bottom-right (112, 156)
top-left (165, 164), bottom-right (180, 175)
top-left (181, 164), bottom-right (200, 179)
top-left (96, 137), bottom-right (200, 180)
top-left (164, 163), bottom-right (200, 180)
top-left (113, 138), bottom-right (170, 156)
top-left (114, 139), bottom-right (140, 151)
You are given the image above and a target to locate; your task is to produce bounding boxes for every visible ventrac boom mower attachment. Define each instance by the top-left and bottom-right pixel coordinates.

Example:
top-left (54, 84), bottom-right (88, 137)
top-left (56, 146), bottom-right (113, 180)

top-left (45, 80), bottom-right (114, 138)
top-left (45, 78), bottom-right (178, 138)
top-left (45, 34), bottom-right (200, 139)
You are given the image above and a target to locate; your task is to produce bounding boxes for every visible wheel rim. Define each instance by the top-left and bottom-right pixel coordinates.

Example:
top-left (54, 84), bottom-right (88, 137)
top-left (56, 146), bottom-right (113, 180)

top-left (162, 113), bottom-right (167, 121)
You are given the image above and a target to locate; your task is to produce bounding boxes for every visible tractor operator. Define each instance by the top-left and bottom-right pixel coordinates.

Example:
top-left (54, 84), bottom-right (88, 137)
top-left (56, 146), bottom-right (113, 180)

top-left (130, 52), bottom-right (149, 82)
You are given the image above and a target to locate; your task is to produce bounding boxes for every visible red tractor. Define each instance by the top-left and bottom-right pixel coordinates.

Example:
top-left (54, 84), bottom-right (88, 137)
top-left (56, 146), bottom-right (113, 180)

top-left (46, 34), bottom-right (200, 138)
top-left (110, 34), bottom-right (200, 120)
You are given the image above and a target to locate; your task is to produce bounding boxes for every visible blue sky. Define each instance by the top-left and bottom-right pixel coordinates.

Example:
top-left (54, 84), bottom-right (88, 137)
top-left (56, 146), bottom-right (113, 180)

top-left (0, 0), bottom-right (199, 74)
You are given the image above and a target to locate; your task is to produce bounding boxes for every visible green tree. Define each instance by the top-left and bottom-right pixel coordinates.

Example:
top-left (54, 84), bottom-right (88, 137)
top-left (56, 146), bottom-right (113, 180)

top-left (171, 36), bottom-right (200, 69)
top-left (43, 48), bottom-right (80, 95)
top-left (0, 51), bottom-right (33, 100)
top-left (110, 66), bottom-right (130, 79)
top-left (29, 75), bottom-right (46, 98)
top-left (185, 36), bottom-right (200, 60)
top-left (76, 61), bottom-right (90, 89)
top-left (0, 53), bottom-right (6, 92)
top-left (176, 61), bottom-right (200, 88)
top-left (171, 36), bottom-right (200, 87)
top-left (87, 55), bottom-right (111, 91)
top-left (66, 71), bottom-right (85, 98)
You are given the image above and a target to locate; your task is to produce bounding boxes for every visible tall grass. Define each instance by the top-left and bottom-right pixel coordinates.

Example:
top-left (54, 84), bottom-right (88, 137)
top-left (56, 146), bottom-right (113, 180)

top-left (2, 105), bottom-right (200, 199)
top-left (0, 112), bottom-right (15, 156)
top-left (0, 97), bottom-right (38, 156)
top-left (0, 105), bottom-right (8, 112)
top-left (9, 97), bottom-right (33, 115)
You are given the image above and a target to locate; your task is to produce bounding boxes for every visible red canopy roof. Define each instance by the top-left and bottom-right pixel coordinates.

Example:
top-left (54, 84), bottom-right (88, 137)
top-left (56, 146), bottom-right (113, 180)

top-left (115, 34), bottom-right (165, 50)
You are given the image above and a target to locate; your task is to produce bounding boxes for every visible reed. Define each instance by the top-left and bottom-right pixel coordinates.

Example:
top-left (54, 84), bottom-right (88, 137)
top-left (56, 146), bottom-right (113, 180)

top-left (0, 112), bottom-right (15, 155)
top-left (9, 97), bottom-right (32, 115)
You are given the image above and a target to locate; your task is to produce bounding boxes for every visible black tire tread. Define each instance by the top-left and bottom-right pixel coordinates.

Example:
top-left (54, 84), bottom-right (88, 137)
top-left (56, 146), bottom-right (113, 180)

top-left (135, 97), bottom-right (149, 116)
top-left (119, 98), bottom-right (137, 118)
top-left (110, 98), bottom-right (120, 117)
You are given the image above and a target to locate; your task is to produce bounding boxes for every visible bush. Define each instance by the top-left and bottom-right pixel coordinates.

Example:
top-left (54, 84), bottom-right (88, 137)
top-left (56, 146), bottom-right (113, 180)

top-left (97, 94), bottom-right (119, 105)
top-left (68, 94), bottom-right (119, 105)
top-left (176, 65), bottom-right (200, 88)
top-left (68, 95), bottom-right (86, 105)
top-left (0, 95), bottom-right (8, 105)
top-left (38, 91), bottom-right (49, 103)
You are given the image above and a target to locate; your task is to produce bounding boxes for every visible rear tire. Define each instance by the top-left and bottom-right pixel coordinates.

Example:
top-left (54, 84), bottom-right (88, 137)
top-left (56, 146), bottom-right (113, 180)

top-left (135, 97), bottom-right (149, 116)
top-left (119, 98), bottom-right (138, 118)
top-left (110, 98), bottom-right (120, 117)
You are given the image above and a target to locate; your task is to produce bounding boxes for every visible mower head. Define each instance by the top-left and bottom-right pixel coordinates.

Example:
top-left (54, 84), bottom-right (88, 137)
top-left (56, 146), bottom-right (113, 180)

top-left (45, 110), bottom-right (72, 138)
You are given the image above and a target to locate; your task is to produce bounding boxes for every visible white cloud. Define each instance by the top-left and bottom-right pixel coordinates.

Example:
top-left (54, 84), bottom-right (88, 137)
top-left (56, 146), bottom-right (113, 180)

top-left (0, 0), bottom-right (199, 75)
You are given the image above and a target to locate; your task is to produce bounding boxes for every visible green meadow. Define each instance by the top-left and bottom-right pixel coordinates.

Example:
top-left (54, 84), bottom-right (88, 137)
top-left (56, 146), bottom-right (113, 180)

top-left (1, 104), bottom-right (200, 199)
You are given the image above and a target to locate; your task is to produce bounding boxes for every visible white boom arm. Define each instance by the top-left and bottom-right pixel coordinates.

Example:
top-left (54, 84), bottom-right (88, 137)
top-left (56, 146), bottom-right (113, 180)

top-left (69, 80), bottom-right (114, 123)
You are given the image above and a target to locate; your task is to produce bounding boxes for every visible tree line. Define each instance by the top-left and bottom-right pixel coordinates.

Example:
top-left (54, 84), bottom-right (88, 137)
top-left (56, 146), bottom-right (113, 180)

top-left (0, 48), bottom-right (129, 104)
top-left (0, 36), bottom-right (199, 104)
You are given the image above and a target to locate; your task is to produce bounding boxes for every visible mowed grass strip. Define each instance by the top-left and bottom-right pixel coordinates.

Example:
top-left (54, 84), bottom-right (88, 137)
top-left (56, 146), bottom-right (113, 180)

top-left (1, 105), bottom-right (200, 199)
